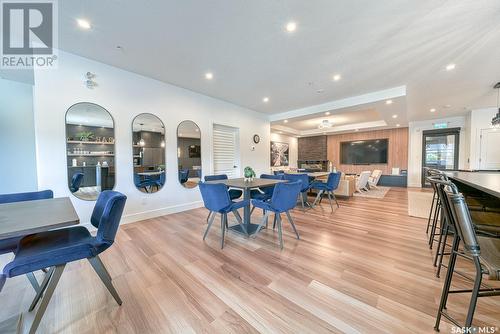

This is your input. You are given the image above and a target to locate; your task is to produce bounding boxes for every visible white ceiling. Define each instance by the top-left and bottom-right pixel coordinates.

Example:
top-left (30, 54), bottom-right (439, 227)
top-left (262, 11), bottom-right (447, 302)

top-left (59, 1), bottom-right (500, 124)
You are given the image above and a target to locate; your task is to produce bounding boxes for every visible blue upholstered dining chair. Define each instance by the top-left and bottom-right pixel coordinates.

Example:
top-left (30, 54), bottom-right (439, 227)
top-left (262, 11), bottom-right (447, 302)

top-left (204, 174), bottom-right (243, 224)
top-left (283, 173), bottom-right (311, 211)
top-left (310, 172), bottom-right (341, 212)
top-left (0, 190), bottom-right (54, 294)
top-left (155, 171), bottom-right (166, 189)
top-left (204, 174), bottom-right (242, 200)
top-left (179, 169), bottom-right (189, 184)
top-left (2, 190), bottom-right (127, 334)
top-left (199, 182), bottom-right (249, 249)
top-left (251, 181), bottom-right (302, 249)
top-left (249, 174), bottom-right (283, 216)
top-left (70, 172), bottom-right (84, 193)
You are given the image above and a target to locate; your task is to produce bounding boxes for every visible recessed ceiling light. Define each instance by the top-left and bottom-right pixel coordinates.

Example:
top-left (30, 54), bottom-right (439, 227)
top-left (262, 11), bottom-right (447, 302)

top-left (77, 18), bottom-right (91, 30)
top-left (325, 112), bottom-right (330, 115)
top-left (386, 100), bottom-right (393, 105)
top-left (445, 63), bottom-right (456, 71)
top-left (444, 104), bottom-right (452, 108)
top-left (333, 74), bottom-right (341, 81)
top-left (430, 108), bottom-right (436, 112)
top-left (263, 97), bottom-right (269, 103)
top-left (283, 119), bottom-right (288, 123)
top-left (396, 124), bottom-right (401, 127)
top-left (205, 72), bottom-right (213, 80)
top-left (286, 22), bottom-right (297, 32)
top-left (392, 114), bottom-right (398, 119)
top-left (279, 131), bottom-right (283, 134)
top-left (355, 128), bottom-right (359, 132)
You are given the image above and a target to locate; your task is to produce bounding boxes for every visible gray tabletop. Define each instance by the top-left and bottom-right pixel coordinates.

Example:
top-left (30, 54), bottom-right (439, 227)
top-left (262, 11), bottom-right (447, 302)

top-left (446, 171), bottom-right (500, 198)
top-left (205, 177), bottom-right (284, 189)
top-left (0, 197), bottom-right (80, 239)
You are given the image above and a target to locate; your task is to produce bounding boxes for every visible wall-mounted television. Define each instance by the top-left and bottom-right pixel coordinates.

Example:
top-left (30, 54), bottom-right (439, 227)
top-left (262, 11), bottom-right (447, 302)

top-left (340, 139), bottom-right (388, 164)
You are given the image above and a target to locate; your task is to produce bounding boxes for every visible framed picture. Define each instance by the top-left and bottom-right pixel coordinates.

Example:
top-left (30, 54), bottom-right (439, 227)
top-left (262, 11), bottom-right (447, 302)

top-left (189, 145), bottom-right (201, 158)
top-left (271, 141), bottom-right (289, 167)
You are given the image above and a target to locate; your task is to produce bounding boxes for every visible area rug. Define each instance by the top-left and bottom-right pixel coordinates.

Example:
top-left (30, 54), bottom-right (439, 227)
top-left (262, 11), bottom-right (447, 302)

top-left (408, 191), bottom-right (434, 218)
top-left (353, 186), bottom-right (390, 199)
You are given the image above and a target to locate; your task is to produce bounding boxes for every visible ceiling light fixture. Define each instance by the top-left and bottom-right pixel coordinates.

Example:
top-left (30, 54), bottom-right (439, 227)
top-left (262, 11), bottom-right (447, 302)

top-left (77, 18), bottom-right (91, 30)
top-left (286, 22), bottom-right (297, 32)
top-left (283, 119), bottom-right (288, 123)
top-left (392, 114), bottom-right (398, 119)
top-left (138, 123), bottom-right (145, 147)
top-left (492, 82), bottom-right (500, 128)
top-left (325, 112), bottom-right (330, 115)
top-left (205, 72), bottom-right (213, 80)
top-left (446, 63), bottom-right (456, 71)
top-left (263, 97), bottom-right (269, 103)
top-left (386, 100), bottom-right (393, 105)
top-left (333, 74), bottom-right (341, 81)
top-left (318, 119), bottom-right (334, 129)
top-left (430, 108), bottom-right (436, 112)
top-left (396, 124), bottom-right (401, 127)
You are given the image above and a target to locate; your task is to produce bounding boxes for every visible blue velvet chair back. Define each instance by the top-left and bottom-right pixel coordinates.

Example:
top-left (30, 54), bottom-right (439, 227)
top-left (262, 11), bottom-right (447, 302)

top-left (273, 170), bottom-right (285, 176)
top-left (134, 173), bottom-right (142, 187)
top-left (159, 172), bottom-right (166, 185)
top-left (270, 181), bottom-right (302, 212)
top-left (259, 173), bottom-right (283, 196)
top-left (326, 172), bottom-right (342, 191)
top-left (90, 191), bottom-right (127, 247)
top-left (199, 182), bottom-right (232, 212)
top-left (179, 169), bottom-right (189, 183)
top-left (204, 174), bottom-right (228, 181)
top-left (0, 190), bottom-right (53, 204)
top-left (70, 172), bottom-right (84, 192)
top-left (284, 173), bottom-right (309, 192)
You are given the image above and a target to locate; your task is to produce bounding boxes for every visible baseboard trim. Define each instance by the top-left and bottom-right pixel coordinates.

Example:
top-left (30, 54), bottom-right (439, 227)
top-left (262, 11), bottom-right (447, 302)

top-left (82, 201), bottom-right (204, 231)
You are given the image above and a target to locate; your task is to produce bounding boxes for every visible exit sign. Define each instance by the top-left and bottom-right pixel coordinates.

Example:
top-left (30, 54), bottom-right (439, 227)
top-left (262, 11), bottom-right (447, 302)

top-left (433, 122), bottom-right (448, 129)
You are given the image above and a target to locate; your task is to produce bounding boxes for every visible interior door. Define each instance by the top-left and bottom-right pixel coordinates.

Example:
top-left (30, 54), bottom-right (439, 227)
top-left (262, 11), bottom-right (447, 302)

top-left (479, 128), bottom-right (500, 170)
top-left (212, 124), bottom-right (240, 178)
top-left (421, 128), bottom-right (460, 187)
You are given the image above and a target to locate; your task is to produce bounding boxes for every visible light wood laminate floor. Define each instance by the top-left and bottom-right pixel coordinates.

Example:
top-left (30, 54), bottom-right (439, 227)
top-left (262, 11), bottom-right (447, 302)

top-left (1, 188), bottom-right (499, 333)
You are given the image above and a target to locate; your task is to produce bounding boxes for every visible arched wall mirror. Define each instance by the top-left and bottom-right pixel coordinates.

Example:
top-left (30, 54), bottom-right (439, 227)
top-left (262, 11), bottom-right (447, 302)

top-left (177, 120), bottom-right (201, 188)
top-left (132, 113), bottom-right (166, 193)
top-left (65, 102), bottom-right (115, 201)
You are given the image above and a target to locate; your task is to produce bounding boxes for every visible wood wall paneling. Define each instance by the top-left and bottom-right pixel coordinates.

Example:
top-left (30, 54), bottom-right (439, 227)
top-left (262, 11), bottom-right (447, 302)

top-left (327, 128), bottom-right (408, 175)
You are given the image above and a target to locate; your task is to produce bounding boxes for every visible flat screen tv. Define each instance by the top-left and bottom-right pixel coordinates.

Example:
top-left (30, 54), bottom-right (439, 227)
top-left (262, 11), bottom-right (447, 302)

top-left (340, 139), bottom-right (388, 164)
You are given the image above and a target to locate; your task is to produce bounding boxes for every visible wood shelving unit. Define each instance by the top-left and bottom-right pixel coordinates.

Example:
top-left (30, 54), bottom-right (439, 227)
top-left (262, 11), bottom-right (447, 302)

top-left (67, 140), bottom-right (114, 145)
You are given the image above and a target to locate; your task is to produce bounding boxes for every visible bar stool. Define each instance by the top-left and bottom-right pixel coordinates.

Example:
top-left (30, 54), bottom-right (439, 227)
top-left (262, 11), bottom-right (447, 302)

top-left (434, 182), bottom-right (500, 331)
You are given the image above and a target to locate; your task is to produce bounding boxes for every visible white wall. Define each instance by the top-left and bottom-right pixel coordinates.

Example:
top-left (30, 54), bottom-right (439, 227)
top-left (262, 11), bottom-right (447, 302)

top-left (33, 51), bottom-right (270, 225)
top-left (407, 116), bottom-right (467, 187)
top-left (270, 133), bottom-right (298, 169)
top-left (0, 78), bottom-right (38, 193)
top-left (467, 108), bottom-right (498, 170)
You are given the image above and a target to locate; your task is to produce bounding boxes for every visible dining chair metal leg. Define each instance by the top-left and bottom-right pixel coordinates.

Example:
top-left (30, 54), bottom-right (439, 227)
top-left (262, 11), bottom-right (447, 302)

top-left (252, 211), bottom-right (270, 238)
top-left (206, 211), bottom-right (213, 224)
top-left (250, 205), bottom-right (256, 216)
top-left (272, 213), bottom-right (277, 230)
top-left (331, 191), bottom-right (339, 208)
top-left (276, 213), bottom-right (284, 249)
top-left (434, 218), bottom-right (447, 268)
top-left (436, 225), bottom-right (451, 278)
top-left (28, 264), bottom-right (65, 334)
top-left (312, 190), bottom-right (323, 207)
top-left (88, 256), bottom-right (123, 306)
top-left (203, 212), bottom-right (216, 240)
top-left (28, 267), bottom-right (55, 312)
top-left (26, 272), bottom-right (40, 292)
top-left (232, 210), bottom-right (247, 235)
top-left (299, 193), bottom-right (305, 211)
top-left (429, 199), bottom-right (441, 247)
top-left (285, 211), bottom-right (300, 239)
top-left (327, 192), bottom-right (334, 212)
top-left (220, 213), bottom-right (226, 249)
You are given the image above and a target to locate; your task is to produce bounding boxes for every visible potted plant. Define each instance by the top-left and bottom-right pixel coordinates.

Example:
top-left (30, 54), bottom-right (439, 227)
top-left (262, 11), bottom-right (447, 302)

top-left (76, 131), bottom-right (94, 142)
top-left (244, 166), bottom-right (256, 182)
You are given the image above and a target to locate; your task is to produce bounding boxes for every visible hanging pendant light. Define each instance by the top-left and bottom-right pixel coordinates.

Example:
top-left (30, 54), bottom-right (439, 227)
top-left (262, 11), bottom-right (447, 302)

top-left (139, 123), bottom-right (145, 146)
top-left (492, 82), bottom-right (500, 128)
